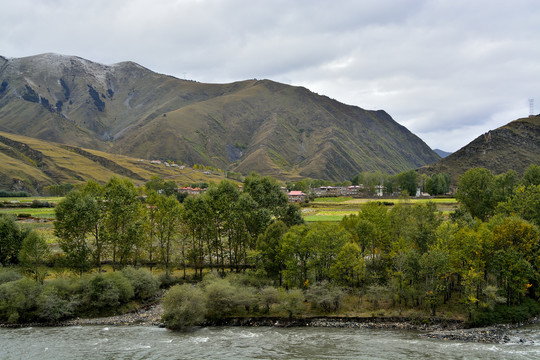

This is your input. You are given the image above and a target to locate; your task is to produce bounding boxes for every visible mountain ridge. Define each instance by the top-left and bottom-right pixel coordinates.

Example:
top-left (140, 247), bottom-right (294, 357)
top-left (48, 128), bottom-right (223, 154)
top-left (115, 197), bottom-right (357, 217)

top-left (0, 53), bottom-right (440, 181)
top-left (419, 116), bottom-right (540, 182)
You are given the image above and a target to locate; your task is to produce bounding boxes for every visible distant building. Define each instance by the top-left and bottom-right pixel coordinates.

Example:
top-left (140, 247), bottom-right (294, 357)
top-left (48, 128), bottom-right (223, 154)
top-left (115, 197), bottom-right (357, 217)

top-left (178, 187), bottom-right (206, 195)
top-left (288, 190), bottom-right (307, 203)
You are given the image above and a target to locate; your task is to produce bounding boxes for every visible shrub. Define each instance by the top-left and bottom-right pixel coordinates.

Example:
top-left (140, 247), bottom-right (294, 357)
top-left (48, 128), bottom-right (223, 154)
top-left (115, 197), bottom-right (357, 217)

top-left (203, 277), bottom-right (237, 319)
top-left (158, 272), bottom-right (181, 289)
top-left (306, 281), bottom-right (344, 313)
top-left (258, 286), bottom-right (280, 314)
top-left (104, 272), bottom-right (134, 303)
top-left (233, 285), bottom-right (258, 314)
top-left (469, 298), bottom-right (540, 327)
top-left (0, 278), bottom-right (41, 323)
top-left (36, 285), bottom-right (74, 322)
top-left (163, 284), bottom-right (206, 330)
top-left (279, 288), bottom-right (305, 318)
top-left (0, 268), bottom-right (23, 285)
top-left (121, 267), bottom-right (160, 300)
top-left (81, 274), bottom-right (121, 311)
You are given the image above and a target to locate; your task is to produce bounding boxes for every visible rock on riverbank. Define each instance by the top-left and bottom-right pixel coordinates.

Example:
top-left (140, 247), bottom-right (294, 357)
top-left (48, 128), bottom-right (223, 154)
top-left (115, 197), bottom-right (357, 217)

top-left (62, 303), bottom-right (164, 327)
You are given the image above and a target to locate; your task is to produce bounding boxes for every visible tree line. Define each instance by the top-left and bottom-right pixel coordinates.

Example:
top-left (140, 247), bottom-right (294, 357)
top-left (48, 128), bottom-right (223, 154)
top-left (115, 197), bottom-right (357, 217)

top-left (1, 165), bottom-right (539, 326)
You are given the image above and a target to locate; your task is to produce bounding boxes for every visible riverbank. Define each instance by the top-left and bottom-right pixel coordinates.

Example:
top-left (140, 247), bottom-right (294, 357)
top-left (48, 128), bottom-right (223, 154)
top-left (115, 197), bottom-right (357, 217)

top-left (3, 303), bottom-right (537, 344)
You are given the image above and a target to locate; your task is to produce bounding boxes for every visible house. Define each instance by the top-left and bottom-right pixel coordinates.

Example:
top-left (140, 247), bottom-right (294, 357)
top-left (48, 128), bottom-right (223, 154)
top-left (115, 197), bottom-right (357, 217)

top-left (288, 190), bottom-right (307, 203)
top-left (178, 187), bottom-right (206, 196)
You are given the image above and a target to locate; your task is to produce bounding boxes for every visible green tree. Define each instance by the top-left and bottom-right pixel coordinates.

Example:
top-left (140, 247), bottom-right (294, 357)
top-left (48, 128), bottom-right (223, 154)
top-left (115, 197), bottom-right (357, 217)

top-left (456, 167), bottom-right (496, 221)
top-left (493, 249), bottom-right (534, 305)
top-left (396, 170), bottom-right (418, 196)
top-left (281, 225), bottom-right (311, 288)
top-left (18, 231), bottom-right (50, 283)
top-left (54, 191), bottom-right (96, 275)
top-left (497, 185), bottom-right (540, 226)
top-left (521, 164), bottom-right (540, 186)
top-left (103, 177), bottom-right (143, 269)
top-left (0, 215), bottom-right (29, 265)
top-left (145, 175), bottom-right (177, 196)
top-left (330, 242), bottom-right (365, 287)
top-left (154, 194), bottom-right (183, 275)
top-left (419, 248), bottom-right (450, 316)
top-left (307, 223), bottom-right (351, 282)
top-left (257, 220), bottom-right (288, 285)
top-left (493, 170), bottom-right (518, 203)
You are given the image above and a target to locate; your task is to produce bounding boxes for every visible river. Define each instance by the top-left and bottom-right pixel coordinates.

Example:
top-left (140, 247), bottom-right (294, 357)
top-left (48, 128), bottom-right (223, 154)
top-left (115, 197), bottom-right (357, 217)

top-left (1, 323), bottom-right (539, 359)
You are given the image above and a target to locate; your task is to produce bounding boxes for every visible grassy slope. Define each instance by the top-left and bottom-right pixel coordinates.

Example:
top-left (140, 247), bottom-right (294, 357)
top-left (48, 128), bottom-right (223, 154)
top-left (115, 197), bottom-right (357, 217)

top-left (419, 116), bottom-right (540, 182)
top-left (0, 131), bottom-right (227, 192)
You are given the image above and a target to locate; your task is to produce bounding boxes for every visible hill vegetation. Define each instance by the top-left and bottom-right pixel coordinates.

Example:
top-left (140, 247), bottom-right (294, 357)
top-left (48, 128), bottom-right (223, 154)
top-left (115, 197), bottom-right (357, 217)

top-left (0, 53), bottom-right (439, 181)
top-left (419, 116), bottom-right (540, 183)
top-left (0, 131), bottom-right (226, 193)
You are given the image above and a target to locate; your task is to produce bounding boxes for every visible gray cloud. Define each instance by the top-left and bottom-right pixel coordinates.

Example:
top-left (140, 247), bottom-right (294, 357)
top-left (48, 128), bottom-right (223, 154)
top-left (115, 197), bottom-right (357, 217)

top-left (1, 0), bottom-right (539, 151)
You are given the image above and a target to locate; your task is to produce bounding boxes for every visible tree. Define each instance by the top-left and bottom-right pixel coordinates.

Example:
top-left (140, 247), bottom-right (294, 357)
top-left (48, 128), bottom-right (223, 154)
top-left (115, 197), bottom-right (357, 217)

top-left (426, 173), bottom-right (450, 195)
top-left (419, 248), bottom-right (450, 316)
top-left (456, 167), bottom-right (496, 221)
top-left (521, 164), bottom-right (540, 186)
top-left (18, 231), bottom-right (50, 283)
top-left (0, 215), bottom-right (29, 265)
top-left (154, 194), bottom-right (183, 275)
top-left (103, 177), bottom-right (143, 269)
top-left (243, 173), bottom-right (288, 219)
top-left (80, 180), bottom-right (107, 271)
top-left (281, 225), bottom-right (311, 288)
top-left (257, 220), bottom-right (288, 285)
top-left (396, 170), bottom-right (418, 196)
top-left (497, 185), bottom-right (540, 227)
top-left (306, 223), bottom-right (351, 282)
top-left (145, 176), bottom-right (177, 196)
top-left (493, 249), bottom-right (534, 305)
top-left (330, 242), bottom-right (365, 287)
top-left (54, 191), bottom-right (97, 275)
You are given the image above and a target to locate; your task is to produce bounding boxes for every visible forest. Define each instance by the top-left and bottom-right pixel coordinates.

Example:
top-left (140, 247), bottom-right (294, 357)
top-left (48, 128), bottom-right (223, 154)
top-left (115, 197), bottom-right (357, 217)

top-left (0, 166), bottom-right (539, 329)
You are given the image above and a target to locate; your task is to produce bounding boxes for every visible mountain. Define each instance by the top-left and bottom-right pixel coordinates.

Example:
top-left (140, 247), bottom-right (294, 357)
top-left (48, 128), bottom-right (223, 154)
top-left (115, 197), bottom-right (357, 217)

top-left (0, 131), bottom-right (226, 193)
top-left (433, 149), bottom-right (452, 158)
top-left (419, 116), bottom-right (540, 182)
top-left (0, 53), bottom-right (440, 181)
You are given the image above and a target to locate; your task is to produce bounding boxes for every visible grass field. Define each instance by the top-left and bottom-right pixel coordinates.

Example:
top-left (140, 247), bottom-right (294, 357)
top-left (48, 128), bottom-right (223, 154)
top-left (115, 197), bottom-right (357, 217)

top-left (305, 197), bottom-right (458, 222)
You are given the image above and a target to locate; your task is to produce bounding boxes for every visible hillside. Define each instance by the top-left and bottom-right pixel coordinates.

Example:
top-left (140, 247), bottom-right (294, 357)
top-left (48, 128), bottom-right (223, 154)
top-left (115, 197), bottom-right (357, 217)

top-left (0, 131), bottom-right (225, 193)
top-left (0, 53), bottom-right (439, 181)
top-left (419, 116), bottom-right (540, 182)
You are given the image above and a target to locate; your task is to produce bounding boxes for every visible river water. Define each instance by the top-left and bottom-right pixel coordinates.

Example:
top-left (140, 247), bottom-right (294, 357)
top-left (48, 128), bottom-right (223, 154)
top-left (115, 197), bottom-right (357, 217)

top-left (1, 323), bottom-right (539, 360)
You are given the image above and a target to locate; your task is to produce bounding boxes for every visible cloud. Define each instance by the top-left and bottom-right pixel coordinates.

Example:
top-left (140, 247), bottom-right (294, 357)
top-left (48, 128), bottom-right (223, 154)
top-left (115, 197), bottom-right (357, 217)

top-left (1, 0), bottom-right (539, 152)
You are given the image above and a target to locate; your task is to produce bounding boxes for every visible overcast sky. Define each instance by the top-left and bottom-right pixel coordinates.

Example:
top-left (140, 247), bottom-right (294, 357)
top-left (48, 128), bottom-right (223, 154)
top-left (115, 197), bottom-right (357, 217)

top-left (1, 0), bottom-right (539, 152)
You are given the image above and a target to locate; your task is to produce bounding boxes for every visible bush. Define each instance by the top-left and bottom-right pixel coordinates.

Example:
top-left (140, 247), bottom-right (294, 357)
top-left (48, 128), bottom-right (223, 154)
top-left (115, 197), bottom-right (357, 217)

top-left (121, 267), bottom-right (160, 300)
top-left (0, 278), bottom-right (41, 323)
top-left (104, 272), bottom-right (134, 303)
top-left (469, 298), bottom-right (540, 327)
top-left (158, 272), bottom-right (181, 289)
top-left (36, 285), bottom-right (74, 322)
top-left (203, 277), bottom-right (238, 319)
top-left (163, 284), bottom-right (206, 330)
top-left (258, 286), bottom-right (280, 314)
top-left (81, 274), bottom-right (121, 311)
top-left (233, 285), bottom-right (258, 314)
top-left (306, 281), bottom-right (344, 313)
top-left (0, 268), bottom-right (23, 285)
top-left (279, 288), bottom-right (305, 318)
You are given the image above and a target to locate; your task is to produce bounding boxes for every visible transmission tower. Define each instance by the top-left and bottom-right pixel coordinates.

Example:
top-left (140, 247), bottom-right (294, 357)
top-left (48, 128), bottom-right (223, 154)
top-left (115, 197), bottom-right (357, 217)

top-left (529, 99), bottom-right (535, 116)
